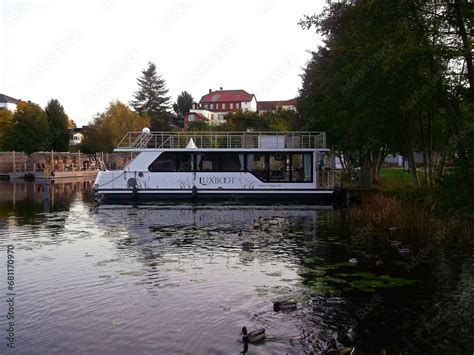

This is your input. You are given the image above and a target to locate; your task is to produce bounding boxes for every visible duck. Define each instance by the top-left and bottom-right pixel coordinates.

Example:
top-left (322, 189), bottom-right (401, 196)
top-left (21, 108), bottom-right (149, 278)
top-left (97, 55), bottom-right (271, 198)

top-left (84, 252), bottom-right (93, 257)
top-left (390, 240), bottom-right (402, 248)
top-left (326, 297), bottom-right (344, 305)
top-left (325, 347), bottom-right (355, 355)
top-left (388, 226), bottom-right (399, 234)
top-left (273, 300), bottom-right (297, 312)
top-left (240, 327), bottom-right (265, 343)
top-left (324, 339), bottom-right (355, 355)
top-left (398, 246), bottom-right (411, 255)
top-left (241, 241), bottom-right (254, 251)
top-left (348, 258), bottom-right (358, 265)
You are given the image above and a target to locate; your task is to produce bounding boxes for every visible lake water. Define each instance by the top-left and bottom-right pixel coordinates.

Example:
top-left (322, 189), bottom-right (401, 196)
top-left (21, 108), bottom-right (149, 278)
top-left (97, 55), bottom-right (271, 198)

top-left (0, 180), bottom-right (473, 354)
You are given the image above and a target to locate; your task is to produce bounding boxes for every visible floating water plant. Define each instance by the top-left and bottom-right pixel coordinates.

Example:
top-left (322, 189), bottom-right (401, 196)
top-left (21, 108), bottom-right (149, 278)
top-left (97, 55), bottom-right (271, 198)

top-left (333, 272), bottom-right (418, 292)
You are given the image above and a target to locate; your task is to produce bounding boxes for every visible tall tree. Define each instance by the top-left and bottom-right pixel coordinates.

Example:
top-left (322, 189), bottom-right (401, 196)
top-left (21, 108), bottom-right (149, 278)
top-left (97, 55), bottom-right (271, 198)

top-left (173, 91), bottom-right (194, 120)
top-left (45, 99), bottom-right (71, 151)
top-left (81, 101), bottom-right (150, 153)
top-left (0, 110), bottom-right (13, 150)
top-left (130, 62), bottom-right (171, 130)
top-left (299, 0), bottom-right (448, 185)
top-left (5, 101), bottom-right (51, 154)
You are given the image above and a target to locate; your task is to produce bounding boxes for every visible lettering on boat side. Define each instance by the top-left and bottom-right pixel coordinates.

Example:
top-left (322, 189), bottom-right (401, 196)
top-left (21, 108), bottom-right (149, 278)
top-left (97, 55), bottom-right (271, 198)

top-left (199, 177), bottom-right (236, 185)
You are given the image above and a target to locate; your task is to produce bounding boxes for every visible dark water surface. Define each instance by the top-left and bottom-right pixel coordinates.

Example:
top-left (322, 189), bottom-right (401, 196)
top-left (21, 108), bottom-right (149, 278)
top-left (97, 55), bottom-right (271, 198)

top-left (0, 180), bottom-right (473, 354)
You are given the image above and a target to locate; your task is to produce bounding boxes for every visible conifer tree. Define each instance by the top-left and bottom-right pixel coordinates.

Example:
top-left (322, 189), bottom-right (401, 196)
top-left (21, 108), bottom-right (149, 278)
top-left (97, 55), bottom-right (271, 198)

top-left (130, 62), bottom-right (171, 130)
top-left (45, 99), bottom-right (70, 151)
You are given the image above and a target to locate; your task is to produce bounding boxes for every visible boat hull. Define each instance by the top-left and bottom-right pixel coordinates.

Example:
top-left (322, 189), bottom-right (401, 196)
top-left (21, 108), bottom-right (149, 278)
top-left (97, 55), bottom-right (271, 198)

top-left (96, 189), bottom-right (338, 203)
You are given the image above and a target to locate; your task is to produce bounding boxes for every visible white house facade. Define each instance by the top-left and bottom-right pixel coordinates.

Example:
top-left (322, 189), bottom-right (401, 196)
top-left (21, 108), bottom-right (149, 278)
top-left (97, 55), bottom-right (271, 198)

top-left (0, 94), bottom-right (19, 111)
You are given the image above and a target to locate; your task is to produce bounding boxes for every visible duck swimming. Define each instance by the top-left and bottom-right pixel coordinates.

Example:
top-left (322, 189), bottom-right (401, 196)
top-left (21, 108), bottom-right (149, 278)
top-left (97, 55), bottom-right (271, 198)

top-left (240, 327), bottom-right (265, 343)
top-left (324, 339), bottom-right (355, 355)
top-left (273, 300), bottom-right (297, 312)
top-left (348, 258), bottom-right (358, 265)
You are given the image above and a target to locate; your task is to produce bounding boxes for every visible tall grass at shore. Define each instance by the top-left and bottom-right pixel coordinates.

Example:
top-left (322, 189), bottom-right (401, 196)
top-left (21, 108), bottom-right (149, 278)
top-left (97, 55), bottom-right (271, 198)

top-left (348, 193), bottom-right (473, 242)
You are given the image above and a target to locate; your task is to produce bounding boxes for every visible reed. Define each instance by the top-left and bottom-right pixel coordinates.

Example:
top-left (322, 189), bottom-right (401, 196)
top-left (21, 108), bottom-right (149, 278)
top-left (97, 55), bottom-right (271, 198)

top-left (348, 193), bottom-right (473, 242)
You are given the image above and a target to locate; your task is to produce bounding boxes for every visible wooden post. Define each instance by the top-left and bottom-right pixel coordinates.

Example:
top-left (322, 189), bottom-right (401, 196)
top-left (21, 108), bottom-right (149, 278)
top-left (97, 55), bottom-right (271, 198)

top-left (12, 150), bottom-right (15, 174)
top-left (78, 150), bottom-right (81, 170)
top-left (51, 150), bottom-right (54, 172)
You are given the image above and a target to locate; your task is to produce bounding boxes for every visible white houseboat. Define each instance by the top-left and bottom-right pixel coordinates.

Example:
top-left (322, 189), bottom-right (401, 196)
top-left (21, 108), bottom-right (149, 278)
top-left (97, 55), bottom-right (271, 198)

top-left (94, 130), bottom-right (341, 202)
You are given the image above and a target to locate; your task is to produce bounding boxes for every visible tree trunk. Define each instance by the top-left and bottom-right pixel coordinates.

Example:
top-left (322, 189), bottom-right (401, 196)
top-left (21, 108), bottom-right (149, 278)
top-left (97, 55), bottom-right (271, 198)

top-left (418, 107), bottom-right (429, 186)
top-left (406, 140), bottom-right (420, 187)
top-left (438, 86), bottom-right (471, 180)
top-left (427, 108), bottom-right (434, 186)
top-left (454, 0), bottom-right (474, 101)
top-left (437, 140), bottom-right (448, 182)
top-left (338, 151), bottom-right (347, 171)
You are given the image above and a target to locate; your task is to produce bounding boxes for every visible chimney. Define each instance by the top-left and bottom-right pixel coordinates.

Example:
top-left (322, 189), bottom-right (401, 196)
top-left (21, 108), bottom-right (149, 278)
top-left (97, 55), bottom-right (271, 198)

top-left (220, 87), bottom-right (223, 90)
top-left (209, 89), bottom-right (212, 93)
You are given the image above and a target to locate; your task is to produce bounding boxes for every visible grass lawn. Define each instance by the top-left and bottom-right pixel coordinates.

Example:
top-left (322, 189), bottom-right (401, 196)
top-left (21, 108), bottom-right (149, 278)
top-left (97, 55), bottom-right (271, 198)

top-left (378, 168), bottom-right (414, 188)
top-left (342, 168), bottom-right (426, 189)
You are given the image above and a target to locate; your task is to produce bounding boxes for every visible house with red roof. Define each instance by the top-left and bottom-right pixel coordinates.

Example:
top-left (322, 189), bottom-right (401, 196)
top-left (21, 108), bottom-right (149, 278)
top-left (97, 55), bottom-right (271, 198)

top-left (257, 98), bottom-right (298, 114)
top-left (184, 88), bottom-right (257, 126)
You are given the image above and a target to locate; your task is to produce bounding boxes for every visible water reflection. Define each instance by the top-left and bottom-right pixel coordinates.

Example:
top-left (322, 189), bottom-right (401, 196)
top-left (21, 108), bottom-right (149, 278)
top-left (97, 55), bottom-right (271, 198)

top-left (0, 188), bottom-right (473, 354)
top-left (0, 179), bottom-right (94, 223)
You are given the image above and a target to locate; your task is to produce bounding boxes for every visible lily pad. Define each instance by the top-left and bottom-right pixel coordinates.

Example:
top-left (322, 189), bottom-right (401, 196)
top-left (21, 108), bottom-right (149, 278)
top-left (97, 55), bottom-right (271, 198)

top-left (323, 276), bottom-right (349, 284)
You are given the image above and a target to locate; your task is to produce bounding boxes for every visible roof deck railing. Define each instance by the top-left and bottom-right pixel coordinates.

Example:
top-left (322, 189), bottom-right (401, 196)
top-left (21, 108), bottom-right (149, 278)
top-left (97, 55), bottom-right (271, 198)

top-left (116, 131), bottom-right (326, 150)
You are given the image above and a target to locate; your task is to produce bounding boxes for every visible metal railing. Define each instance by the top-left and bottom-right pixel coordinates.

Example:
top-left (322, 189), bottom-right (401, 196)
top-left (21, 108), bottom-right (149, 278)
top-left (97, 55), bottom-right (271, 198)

top-left (116, 131), bottom-right (327, 150)
top-left (318, 170), bottom-right (342, 189)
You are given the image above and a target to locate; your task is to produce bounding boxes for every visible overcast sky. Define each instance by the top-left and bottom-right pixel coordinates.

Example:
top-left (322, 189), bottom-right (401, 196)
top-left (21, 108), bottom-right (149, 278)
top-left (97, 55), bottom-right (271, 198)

top-left (1, 0), bottom-right (325, 126)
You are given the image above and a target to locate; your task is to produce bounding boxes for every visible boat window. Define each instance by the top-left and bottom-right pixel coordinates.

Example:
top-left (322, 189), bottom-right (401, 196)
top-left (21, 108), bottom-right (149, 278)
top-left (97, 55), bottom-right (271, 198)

top-left (247, 153), bottom-right (267, 181)
top-left (196, 153), bottom-right (244, 172)
top-left (269, 153), bottom-right (290, 182)
top-left (148, 152), bottom-right (193, 172)
top-left (291, 153), bottom-right (312, 182)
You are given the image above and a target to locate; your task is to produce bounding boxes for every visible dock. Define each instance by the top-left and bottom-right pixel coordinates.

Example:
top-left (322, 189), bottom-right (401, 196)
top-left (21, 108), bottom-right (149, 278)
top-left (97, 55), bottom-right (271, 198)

top-left (8, 170), bottom-right (98, 180)
top-left (0, 151), bottom-right (107, 181)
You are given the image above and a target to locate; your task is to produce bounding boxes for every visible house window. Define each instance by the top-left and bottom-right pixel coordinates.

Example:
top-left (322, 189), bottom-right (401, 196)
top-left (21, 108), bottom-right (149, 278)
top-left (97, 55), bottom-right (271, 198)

top-left (188, 114), bottom-right (195, 122)
top-left (210, 103), bottom-right (214, 109)
top-left (230, 103), bottom-right (234, 109)
top-left (236, 103), bottom-right (240, 109)
top-left (204, 104), bottom-right (209, 109)
top-left (222, 103), bottom-right (226, 110)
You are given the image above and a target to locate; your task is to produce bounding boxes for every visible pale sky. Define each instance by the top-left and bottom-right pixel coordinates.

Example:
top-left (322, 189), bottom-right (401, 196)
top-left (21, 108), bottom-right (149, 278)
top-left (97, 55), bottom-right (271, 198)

top-left (1, 0), bottom-right (325, 127)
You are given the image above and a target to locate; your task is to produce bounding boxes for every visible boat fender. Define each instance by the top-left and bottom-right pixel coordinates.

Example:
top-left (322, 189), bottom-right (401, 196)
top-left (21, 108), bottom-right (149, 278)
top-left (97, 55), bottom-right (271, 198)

top-left (192, 185), bottom-right (197, 198)
top-left (132, 185), bottom-right (139, 201)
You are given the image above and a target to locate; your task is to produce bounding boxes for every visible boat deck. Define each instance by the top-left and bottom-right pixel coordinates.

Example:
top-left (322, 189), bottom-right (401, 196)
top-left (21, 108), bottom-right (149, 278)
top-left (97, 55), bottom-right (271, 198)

top-left (116, 131), bottom-right (327, 151)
